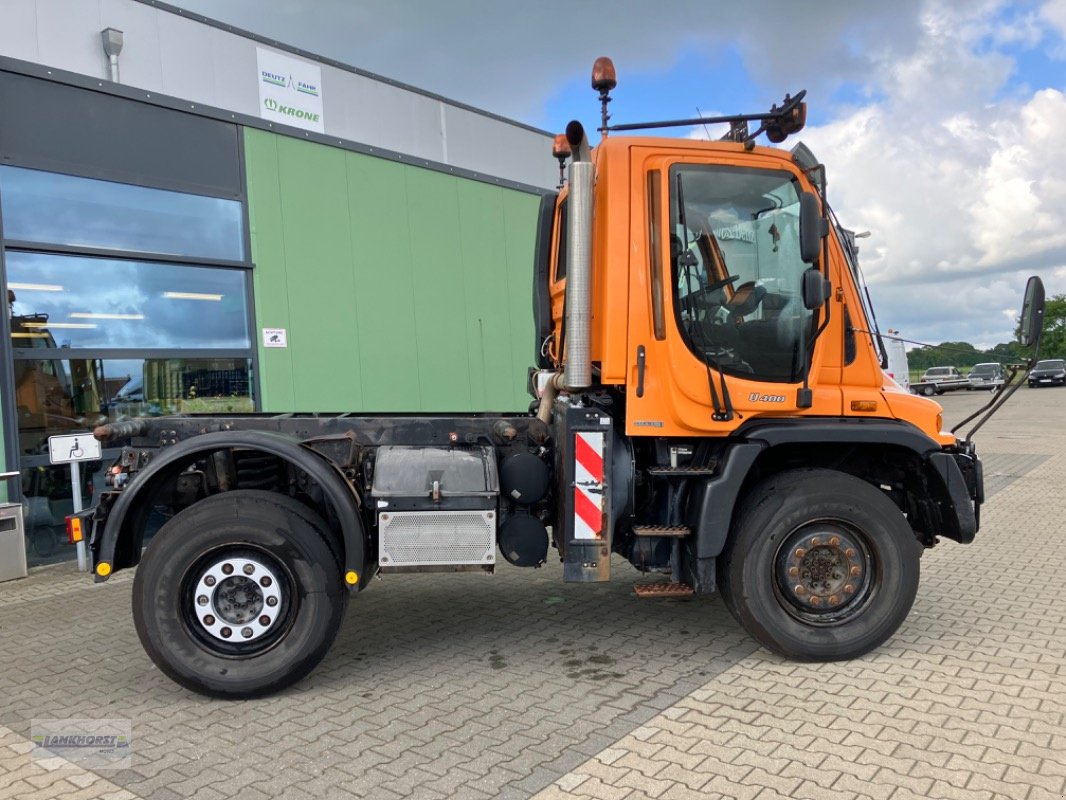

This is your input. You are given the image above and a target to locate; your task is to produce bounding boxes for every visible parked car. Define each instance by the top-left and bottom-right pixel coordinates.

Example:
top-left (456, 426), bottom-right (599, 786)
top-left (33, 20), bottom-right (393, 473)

top-left (920, 366), bottom-right (964, 383)
top-left (967, 362), bottom-right (1005, 391)
top-left (1028, 359), bottom-right (1066, 387)
top-left (912, 365), bottom-right (970, 396)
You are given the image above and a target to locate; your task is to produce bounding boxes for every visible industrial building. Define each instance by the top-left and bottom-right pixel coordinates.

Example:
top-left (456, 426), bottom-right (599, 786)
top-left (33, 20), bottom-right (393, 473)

top-left (0, 0), bottom-right (554, 574)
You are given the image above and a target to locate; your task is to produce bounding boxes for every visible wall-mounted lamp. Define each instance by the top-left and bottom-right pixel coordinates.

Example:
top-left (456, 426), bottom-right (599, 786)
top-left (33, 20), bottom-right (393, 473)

top-left (101, 27), bottom-right (124, 83)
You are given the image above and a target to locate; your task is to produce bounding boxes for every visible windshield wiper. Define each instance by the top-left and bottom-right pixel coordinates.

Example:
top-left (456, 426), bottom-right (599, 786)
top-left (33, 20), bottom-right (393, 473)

top-left (677, 172), bottom-right (733, 421)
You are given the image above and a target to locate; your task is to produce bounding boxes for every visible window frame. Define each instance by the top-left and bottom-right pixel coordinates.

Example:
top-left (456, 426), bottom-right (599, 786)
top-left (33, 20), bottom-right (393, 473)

top-left (0, 159), bottom-right (259, 500)
top-left (665, 161), bottom-right (814, 385)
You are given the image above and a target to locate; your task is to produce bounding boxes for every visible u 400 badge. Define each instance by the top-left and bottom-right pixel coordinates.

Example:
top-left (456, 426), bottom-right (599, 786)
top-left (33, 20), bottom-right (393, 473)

top-left (749, 393), bottom-right (786, 403)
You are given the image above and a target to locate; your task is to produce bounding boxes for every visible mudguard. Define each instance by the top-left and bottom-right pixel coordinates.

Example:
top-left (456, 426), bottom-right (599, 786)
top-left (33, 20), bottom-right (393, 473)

top-left (91, 430), bottom-right (367, 591)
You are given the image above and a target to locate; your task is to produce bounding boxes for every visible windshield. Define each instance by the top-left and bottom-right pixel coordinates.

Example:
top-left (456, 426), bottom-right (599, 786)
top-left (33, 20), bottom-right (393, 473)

top-left (669, 165), bottom-right (814, 383)
top-left (970, 365), bottom-right (997, 375)
top-left (1035, 360), bottom-right (1065, 370)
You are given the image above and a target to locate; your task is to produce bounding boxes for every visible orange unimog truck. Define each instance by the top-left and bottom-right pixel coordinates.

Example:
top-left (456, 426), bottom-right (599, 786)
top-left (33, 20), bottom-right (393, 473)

top-left (83, 58), bottom-right (1046, 698)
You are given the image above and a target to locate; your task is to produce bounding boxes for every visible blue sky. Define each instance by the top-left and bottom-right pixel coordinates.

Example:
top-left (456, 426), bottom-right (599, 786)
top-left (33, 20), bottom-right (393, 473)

top-left (172, 0), bottom-right (1066, 349)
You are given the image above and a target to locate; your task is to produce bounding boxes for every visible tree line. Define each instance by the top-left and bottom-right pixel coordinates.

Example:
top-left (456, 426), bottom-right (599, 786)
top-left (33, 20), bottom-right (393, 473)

top-left (903, 293), bottom-right (1066, 371)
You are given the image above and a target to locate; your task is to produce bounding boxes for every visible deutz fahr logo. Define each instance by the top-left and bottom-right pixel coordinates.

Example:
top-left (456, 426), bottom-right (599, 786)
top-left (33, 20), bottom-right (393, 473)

top-left (261, 71), bottom-right (320, 97)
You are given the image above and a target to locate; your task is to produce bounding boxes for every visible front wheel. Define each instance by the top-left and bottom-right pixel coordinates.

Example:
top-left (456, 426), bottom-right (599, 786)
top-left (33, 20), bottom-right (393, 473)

top-left (132, 490), bottom-right (347, 698)
top-left (719, 469), bottom-right (920, 661)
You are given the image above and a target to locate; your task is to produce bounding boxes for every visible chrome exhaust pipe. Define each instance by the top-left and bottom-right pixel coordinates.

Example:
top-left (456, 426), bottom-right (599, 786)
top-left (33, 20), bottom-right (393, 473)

top-left (562, 120), bottom-right (594, 391)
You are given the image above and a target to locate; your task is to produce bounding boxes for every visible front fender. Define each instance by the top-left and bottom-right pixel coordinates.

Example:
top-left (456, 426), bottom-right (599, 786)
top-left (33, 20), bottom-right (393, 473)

top-left (92, 430), bottom-right (366, 591)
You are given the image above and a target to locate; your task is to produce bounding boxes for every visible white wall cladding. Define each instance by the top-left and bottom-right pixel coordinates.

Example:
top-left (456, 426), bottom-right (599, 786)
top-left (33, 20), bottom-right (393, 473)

top-left (0, 0), bottom-right (556, 189)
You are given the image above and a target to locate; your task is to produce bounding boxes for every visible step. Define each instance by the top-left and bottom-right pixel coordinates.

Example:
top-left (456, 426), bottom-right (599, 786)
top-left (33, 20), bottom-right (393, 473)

top-left (633, 525), bottom-right (691, 538)
top-left (646, 465), bottom-right (717, 477)
top-left (634, 582), bottom-right (695, 598)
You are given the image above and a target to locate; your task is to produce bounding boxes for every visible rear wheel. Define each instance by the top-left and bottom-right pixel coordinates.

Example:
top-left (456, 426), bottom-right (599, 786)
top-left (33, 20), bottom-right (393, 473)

top-left (921, 385), bottom-right (935, 396)
top-left (719, 469), bottom-right (920, 661)
top-left (132, 490), bottom-right (346, 698)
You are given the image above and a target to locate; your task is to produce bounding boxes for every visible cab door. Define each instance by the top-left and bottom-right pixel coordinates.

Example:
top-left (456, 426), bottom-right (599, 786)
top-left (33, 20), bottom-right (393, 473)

top-left (625, 150), bottom-right (842, 437)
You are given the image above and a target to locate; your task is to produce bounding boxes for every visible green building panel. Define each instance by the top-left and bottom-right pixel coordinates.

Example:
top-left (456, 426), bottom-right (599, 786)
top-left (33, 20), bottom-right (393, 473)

top-left (243, 128), bottom-right (541, 413)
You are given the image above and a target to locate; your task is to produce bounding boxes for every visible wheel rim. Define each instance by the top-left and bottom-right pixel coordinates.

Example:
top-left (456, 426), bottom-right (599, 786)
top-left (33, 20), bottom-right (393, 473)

top-left (182, 548), bottom-right (295, 656)
top-left (773, 523), bottom-right (876, 626)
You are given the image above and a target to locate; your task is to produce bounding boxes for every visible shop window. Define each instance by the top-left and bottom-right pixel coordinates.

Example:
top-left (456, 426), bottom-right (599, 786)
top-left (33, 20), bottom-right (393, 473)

top-left (7, 252), bottom-right (250, 349)
top-left (14, 356), bottom-right (254, 566)
top-left (2, 164), bottom-right (253, 569)
top-left (0, 166), bottom-right (244, 261)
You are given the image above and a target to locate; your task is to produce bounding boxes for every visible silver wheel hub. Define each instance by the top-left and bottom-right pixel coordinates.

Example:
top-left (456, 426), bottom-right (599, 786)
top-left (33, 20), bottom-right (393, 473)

top-left (193, 556), bottom-right (283, 643)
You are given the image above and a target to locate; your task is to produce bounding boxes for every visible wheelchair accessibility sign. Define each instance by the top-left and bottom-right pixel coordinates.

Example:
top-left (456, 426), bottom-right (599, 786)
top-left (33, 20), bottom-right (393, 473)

top-left (48, 434), bottom-right (102, 465)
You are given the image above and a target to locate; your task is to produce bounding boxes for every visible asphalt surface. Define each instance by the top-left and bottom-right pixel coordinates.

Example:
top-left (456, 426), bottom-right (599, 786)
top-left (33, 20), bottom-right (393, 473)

top-left (0, 386), bottom-right (1063, 799)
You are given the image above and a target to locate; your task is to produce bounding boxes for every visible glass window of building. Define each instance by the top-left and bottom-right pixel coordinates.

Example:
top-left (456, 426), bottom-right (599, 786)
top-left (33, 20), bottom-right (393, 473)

top-left (3, 167), bottom-right (254, 567)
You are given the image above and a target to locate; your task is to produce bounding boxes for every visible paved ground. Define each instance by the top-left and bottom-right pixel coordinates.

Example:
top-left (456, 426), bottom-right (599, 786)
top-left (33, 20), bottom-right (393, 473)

top-left (0, 388), bottom-right (1063, 799)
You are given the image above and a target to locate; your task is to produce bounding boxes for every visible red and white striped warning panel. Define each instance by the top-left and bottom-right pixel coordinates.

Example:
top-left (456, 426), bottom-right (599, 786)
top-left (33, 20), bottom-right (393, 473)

top-left (573, 431), bottom-right (604, 540)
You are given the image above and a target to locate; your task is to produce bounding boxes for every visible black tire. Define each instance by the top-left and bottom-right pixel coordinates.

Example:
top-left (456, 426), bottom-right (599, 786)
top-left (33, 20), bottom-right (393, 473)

top-left (132, 490), bottom-right (347, 698)
top-left (921, 385), bottom-right (935, 396)
top-left (719, 469), bottom-right (920, 661)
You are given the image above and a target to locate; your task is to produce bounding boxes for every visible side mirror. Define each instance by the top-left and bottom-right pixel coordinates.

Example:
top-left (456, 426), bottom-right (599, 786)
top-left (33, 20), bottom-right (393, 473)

top-left (799, 191), bottom-right (828, 265)
top-left (801, 267), bottom-right (831, 309)
top-left (1018, 275), bottom-right (1045, 348)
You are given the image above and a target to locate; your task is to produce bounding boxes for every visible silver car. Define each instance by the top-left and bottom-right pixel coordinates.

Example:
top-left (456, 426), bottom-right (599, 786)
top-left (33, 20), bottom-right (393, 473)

top-left (968, 363), bottom-right (1004, 391)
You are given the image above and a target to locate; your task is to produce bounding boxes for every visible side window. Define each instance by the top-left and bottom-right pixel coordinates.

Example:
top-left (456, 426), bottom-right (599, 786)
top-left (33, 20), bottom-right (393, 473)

top-left (554, 199), bottom-right (568, 281)
top-left (844, 309), bottom-right (856, 365)
top-left (668, 164), bottom-right (814, 383)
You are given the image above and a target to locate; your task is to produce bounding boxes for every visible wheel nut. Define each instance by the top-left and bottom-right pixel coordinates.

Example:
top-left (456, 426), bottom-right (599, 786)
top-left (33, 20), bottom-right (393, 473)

top-left (222, 563), bottom-right (234, 575)
top-left (844, 584), bottom-right (855, 594)
top-left (794, 585), bottom-right (807, 596)
top-left (794, 548), bottom-right (806, 558)
top-left (845, 548), bottom-right (856, 558)
top-left (266, 596), bottom-right (278, 607)
top-left (788, 566), bottom-right (799, 577)
top-left (220, 627), bottom-right (232, 638)
top-left (204, 575), bottom-right (216, 587)
top-left (197, 595), bottom-right (209, 606)
top-left (242, 627), bottom-right (253, 638)
top-left (203, 615), bottom-right (215, 626)
top-left (811, 537), bottom-right (821, 546)
top-left (260, 576), bottom-right (272, 587)
top-left (259, 615), bottom-right (271, 626)
top-left (829, 536), bottom-right (840, 546)
top-left (850, 565), bottom-right (861, 576)
top-left (243, 563), bottom-right (255, 575)
top-left (828, 594), bottom-right (840, 605)
top-left (810, 596), bottom-right (822, 606)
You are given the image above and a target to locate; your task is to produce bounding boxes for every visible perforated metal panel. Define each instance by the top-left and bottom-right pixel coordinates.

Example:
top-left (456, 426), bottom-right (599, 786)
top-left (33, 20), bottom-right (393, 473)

top-left (379, 510), bottom-right (495, 568)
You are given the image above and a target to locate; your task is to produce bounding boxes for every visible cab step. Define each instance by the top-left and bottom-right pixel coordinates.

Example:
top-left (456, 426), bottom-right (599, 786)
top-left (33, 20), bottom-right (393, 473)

top-left (646, 465), bottom-right (717, 477)
top-left (633, 582), bottom-right (695, 598)
top-left (633, 525), bottom-right (691, 538)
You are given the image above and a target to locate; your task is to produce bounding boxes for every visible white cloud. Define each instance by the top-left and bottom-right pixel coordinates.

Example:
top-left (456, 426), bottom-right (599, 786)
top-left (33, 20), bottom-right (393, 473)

top-left (795, 1), bottom-right (1066, 346)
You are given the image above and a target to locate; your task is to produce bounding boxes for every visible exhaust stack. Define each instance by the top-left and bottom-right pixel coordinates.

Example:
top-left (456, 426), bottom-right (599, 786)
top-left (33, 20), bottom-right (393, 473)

top-left (561, 120), bottom-right (594, 391)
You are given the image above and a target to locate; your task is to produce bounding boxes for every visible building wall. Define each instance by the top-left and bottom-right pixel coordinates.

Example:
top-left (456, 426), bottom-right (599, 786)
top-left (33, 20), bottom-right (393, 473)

top-left (244, 128), bottom-right (540, 413)
top-left (0, 0), bottom-right (555, 189)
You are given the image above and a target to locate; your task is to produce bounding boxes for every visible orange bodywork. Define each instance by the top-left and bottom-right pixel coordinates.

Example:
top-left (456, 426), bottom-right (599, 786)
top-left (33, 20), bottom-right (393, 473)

top-left (547, 136), bottom-right (952, 446)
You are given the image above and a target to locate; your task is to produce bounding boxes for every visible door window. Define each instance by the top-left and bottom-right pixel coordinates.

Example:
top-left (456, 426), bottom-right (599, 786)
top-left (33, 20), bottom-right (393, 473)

top-left (669, 165), bottom-right (814, 383)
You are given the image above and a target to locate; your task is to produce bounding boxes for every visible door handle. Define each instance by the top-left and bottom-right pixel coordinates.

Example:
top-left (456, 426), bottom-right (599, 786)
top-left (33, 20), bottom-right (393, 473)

top-left (636, 345), bottom-right (646, 398)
